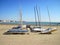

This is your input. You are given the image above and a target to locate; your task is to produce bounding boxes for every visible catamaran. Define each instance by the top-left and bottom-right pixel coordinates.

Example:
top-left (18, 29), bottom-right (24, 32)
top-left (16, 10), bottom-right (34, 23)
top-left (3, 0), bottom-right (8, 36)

top-left (30, 5), bottom-right (46, 32)
top-left (40, 6), bottom-right (57, 34)
top-left (30, 5), bottom-right (57, 34)
top-left (4, 9), bottom-right (29, 35)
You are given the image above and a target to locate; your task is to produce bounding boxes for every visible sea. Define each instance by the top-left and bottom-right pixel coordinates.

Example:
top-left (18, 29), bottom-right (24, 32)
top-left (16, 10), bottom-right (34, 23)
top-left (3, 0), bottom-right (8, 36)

top-left (0, 22), bottom-right (60, 26)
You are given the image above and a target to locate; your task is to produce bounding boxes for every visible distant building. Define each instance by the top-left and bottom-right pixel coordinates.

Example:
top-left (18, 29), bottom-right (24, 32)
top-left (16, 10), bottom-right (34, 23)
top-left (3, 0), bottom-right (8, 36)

top-left (3, 20), bottom-right (10, 22)
top-left (0, 20), bottom-right (19, 23)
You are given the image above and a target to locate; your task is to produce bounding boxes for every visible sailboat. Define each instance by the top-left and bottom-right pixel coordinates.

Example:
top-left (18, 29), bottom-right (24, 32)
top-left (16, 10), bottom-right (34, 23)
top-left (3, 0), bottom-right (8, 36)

top-left (40, 6), bottom-right (57, 34)
top-left (30, 5), bottom-right (57, 34)
top-left (4, 9), bottom-right (28, 35)
top-left (31, 5), bottom-right (46, 32)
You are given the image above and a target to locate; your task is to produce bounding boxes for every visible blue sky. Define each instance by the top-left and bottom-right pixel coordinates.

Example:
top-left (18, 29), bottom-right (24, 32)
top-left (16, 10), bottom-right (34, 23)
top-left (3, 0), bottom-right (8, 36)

top-left (0, 0), bottom-right (60, 22)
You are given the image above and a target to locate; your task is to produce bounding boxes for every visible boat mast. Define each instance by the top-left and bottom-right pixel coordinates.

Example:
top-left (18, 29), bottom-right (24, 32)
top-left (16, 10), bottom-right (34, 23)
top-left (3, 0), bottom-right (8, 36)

top-left (34, 6), bottom-right (37, 26)
top-left (20, 9), bottom-right (23, 28)
top-left (38, 6), bottom-right (41, 28)
top-left (47, 6), bottom-right (51, 28)
top-left (36, 5), bottom-right (41, 26)
top-left (36, 5), bottom-right (40, 26)
top-left (34, 5), bottom-right (41, 27)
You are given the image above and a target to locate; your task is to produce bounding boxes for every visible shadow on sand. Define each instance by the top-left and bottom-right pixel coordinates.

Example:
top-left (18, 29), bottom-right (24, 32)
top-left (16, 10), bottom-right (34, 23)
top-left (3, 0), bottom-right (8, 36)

top-left (3, 32), bottom-right (29, 35)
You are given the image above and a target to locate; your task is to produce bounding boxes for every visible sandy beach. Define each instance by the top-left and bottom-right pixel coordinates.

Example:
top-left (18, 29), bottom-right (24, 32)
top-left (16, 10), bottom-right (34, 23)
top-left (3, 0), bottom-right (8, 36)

top-left (0, 24), bottom-right (60, 45)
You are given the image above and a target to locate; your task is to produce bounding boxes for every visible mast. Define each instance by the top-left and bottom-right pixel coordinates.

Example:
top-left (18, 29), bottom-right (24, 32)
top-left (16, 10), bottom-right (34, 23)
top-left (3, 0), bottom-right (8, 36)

top-left (47, 6), bottom-right (51, 28)
top-left (34, 6), bottom-right (37, 26)
top-left (34, 5), bottom-right (41, 27)
top-left (36, 5), bottom-right (40, 26)
top-left (20, 9), bottom-right (23, 28)
top-left (38, 6), bottom-right (41, 27)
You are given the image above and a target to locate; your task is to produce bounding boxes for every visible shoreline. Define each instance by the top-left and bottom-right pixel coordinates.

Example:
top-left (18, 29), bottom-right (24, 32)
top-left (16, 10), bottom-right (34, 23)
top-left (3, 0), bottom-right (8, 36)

top-left (0, 24), bottom-right (59, 26)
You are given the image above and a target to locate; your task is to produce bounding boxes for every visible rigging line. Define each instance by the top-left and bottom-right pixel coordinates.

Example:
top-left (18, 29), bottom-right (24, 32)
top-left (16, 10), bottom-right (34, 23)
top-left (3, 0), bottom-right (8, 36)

top-left (36, 5), bottom-right (40, 26)
top-left (34, 6), bottom-right (37, 26)
top-left (47, 6), bottom-right (51, 28)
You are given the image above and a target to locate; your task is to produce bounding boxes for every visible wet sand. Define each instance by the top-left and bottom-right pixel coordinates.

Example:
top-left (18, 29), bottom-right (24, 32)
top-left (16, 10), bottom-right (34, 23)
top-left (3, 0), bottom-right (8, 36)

top-left (0, 24), bottom-right (60, 45)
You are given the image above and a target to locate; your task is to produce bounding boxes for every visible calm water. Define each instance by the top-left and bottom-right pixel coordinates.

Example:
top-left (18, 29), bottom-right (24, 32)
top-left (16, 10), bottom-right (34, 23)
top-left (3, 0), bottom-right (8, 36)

top-left (0, 22), bottom-right (60, 26)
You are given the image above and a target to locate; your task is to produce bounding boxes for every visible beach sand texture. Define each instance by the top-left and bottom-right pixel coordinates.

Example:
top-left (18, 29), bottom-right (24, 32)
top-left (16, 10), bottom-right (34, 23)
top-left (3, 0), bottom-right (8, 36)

top-left (0, 24), bottom-right (60, 45)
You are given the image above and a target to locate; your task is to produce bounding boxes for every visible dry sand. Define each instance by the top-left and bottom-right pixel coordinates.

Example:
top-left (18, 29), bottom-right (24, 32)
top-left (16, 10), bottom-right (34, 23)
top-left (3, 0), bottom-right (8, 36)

top-left (0, 24), bottom-right (60, 45)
